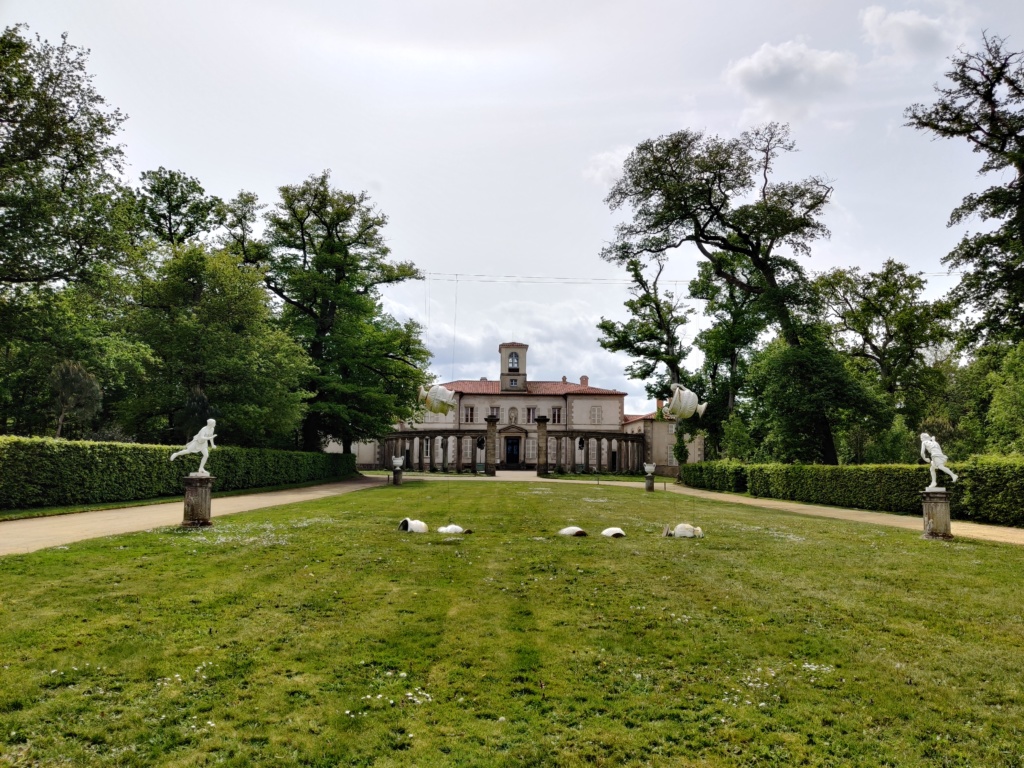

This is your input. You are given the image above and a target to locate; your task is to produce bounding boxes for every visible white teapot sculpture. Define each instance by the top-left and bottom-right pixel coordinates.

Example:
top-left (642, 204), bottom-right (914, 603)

top-left (418, 384), bottom-right (457, 415)
top-left (662, 382), bottom-right (707, 420)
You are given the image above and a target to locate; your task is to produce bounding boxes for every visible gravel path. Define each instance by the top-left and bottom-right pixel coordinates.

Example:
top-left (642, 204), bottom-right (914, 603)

top-left (3, 470), bottom-right (1022, 556)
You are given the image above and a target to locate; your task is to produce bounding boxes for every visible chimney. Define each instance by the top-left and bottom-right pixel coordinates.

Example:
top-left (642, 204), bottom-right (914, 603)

top-left (480, 377), bottom-right (487, 381)
top-left (561, 376), bottom-right (567, 383)
top-left (656, 399), bottom-right (664, 411)
top-left (580, 375), bottom-right (589, 387)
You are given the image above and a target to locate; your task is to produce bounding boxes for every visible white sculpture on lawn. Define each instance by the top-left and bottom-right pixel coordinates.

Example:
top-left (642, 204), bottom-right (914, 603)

top-left (418, 384), bottom-right (457, 415)
top-left (662, 382), bottom-right (707, 420)
top-left (170, 419), bottom-right (217, 475)
top-left (920, 433), bottom-right (958, 490)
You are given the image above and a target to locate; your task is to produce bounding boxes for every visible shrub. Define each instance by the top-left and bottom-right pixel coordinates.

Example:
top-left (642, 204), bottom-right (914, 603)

top-left (684, 457), bottom-right (1024, 527)
top-left (679, 460), bottom-right (747, 493)
top-left (0, 437), bottom-right (356, 510)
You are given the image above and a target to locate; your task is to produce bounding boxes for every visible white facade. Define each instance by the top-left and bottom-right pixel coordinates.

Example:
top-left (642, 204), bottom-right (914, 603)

top-left (342, 342), bottom-right (699, 473)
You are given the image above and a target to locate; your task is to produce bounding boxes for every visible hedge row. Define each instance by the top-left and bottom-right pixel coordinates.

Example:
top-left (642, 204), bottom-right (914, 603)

top-left (0, 437), bottom-right (357, 510)
top-left (680, 457), bottom-right (1024, 527)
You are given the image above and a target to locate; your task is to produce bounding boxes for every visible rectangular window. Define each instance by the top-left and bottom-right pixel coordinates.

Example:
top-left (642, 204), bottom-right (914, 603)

top-left (526, 407), bottom-right (536, 423)
top-left (551, 407), bottom-right (562, 424)
top-left (463, 406), bottom-right (475, 423)
top-left (525, 438), bottom-right (537, 460)
top-left (423, 439), bottom-right (431, 457)
top-left (509, 378), bottom-right (518, 388)
top-left (668, 422), bottom-right (676, 434)
top-left (589, 406), bottom-right (603, 424)
top-left (489, 406), bottom-right (500, 418)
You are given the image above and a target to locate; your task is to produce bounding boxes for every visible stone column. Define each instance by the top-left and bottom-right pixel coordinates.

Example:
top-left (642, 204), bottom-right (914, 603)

top-left (441, 436), bottom-right (449, 472)
top-left (536, 416), bottom-right (549, 476)
top-left (418, 437), bottom-right (425, 471)
top-left (485, 415), bottom-right (498, 476)
top-left (643, 421), bottom-right (654, 464)
top-left (922, 490), bottom-right (953, 539)
top-left (428, 435), bottom-right (436, 472)
top-left (182, 474), bottom-right (215, 527)
top-left (596, 437), bottom-right (604, 474)
top-left (455, 435), bottom-right (463, 473)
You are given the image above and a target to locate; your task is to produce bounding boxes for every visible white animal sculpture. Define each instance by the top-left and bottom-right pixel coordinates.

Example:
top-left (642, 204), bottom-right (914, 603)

top-left (438, 524), bottom-right (472, 534)
top-left (664, 523), bottom-right (704, 538)
top-left (418, 384), bottom-right (457, 415)
top-left (558, 526), bottom-right (588, 536)
top-left (662, 383), bottom-right (707, 420)
top-left (601, 527), bottom-right (626, 538)
top-left (398, 518), bottom-right (428, 533)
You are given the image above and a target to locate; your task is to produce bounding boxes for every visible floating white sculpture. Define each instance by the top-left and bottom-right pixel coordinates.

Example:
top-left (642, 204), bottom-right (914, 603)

top-left (418, 384), bottom-right (457, 415)
top-left (601, 527), bottom-right (626, 538)
top-left (920, 433), bottom-right (958, 490)
top-left (398, 518), bottom-right (428, 533)
top-left (170, 419), bottom-right (217, 475)
top-left (558, 526), bottom-right (588, 536)
top-left (662, 382), bottom-right (707, 420)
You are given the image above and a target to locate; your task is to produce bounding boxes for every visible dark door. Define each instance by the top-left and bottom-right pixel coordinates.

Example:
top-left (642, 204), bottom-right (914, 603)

top-left (505, 437), bottom-right (520, 466)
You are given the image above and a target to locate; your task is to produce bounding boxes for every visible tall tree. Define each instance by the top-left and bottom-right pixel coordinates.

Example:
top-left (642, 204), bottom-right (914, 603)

top-left (687, 258), bottom-right (766, 457)
top-left (815, 260), bottom-right (953, 429)
top-left (602, 123), bottom-right (846, 462)
top-left (0, 25), bottom-right (127, 285)
top-left (135, 167), bottom-right (223, 246)
top-left (905, 34), bottom-right (1024, 344)
top-left (122, 244), bottom-right (313, 447)
top-left (596, 257), bottom-right (693, 393)
top-left (261, 171), bottom-right (429, 451)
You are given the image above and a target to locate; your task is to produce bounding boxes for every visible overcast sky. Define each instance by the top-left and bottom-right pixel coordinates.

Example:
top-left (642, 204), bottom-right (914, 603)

top-left (5, 0), bottom-right (1023, 413)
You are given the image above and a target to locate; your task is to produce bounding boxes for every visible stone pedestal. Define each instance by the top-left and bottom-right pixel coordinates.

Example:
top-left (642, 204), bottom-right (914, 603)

top-left (393, 468), bottom-right (403, 486)
top-left (182, 474), bottom-right (215, 527)
top-left (645, 474), bottom-right (655, 492)
top-left (921, 489), bottom-right (953, 540)
top-left (484, 415), bottom-right (498, 476)
top-left (536, 416), bottom-right (549, 477)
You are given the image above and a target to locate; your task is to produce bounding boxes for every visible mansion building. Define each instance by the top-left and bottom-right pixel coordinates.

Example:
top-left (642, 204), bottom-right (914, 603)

top-left (347, 342), bottom-right (703, 474)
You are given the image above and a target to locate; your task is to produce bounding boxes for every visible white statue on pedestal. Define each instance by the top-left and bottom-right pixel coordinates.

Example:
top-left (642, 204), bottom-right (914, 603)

top-left (920, 433), bottom-right (958, 490)
top-left (418, 384), bottom-right (457, 415)
top-left (662, 382), bottom-right (707, 420)
top-left (170, 419), bottom-right (217, 475)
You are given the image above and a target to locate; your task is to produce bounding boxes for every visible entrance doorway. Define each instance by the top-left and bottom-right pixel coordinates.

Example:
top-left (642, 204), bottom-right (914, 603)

top-left (504, 437), bottom-right (520, 466)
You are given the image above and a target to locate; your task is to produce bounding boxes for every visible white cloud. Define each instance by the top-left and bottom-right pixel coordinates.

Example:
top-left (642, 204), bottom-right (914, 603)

top-left (583, 145), bottom-right (633, 189)
top-left (724, 40), bottom-right (857, 121)
top-left (860, 5), bottom-right (968, 62)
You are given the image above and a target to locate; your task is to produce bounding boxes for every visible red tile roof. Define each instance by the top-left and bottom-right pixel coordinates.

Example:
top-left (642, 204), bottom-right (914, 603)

top-left (498, 341), bottom-right (529, 348)
top-left (623, 412), bottom-right (657, 424)
top-left (442, 379), bottom-right (625, 396)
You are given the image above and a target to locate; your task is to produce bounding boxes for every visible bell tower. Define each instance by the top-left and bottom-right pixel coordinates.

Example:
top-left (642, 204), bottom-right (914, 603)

top-left (499, 342), bottom-right (528, 392)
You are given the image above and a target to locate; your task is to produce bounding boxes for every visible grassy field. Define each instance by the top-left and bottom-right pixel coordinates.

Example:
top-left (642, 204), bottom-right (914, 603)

top-left (1, 480), bottom-right (1022, 766)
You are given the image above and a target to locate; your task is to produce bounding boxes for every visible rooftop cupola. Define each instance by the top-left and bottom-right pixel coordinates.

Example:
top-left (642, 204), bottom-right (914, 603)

top-left (499, 342), bottom-right (528, 392)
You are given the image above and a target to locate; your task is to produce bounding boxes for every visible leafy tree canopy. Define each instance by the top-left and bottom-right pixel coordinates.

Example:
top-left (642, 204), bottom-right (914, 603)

top-left (597, 257), bottom-right (693, 396)
top-left (261, 171), bottom-right (429, 451)
top-left (906, 33), bottom-right (1024, 344)
top-left (0, 25), bottom-right (127, 285)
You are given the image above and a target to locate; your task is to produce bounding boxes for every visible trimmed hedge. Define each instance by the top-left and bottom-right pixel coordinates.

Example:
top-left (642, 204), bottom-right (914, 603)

top-left (681, 457), bottom-right (1024, 527)
top-left (0, 437), bottom-right (357, 510)
top-left (678, 460), bottom-right (748, 493)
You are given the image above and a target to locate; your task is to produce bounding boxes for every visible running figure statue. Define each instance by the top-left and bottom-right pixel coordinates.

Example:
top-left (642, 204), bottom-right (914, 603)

top-left (171, 419), bottom-right (218, 475)
top-left (920, 432), bottom-right (958, 490)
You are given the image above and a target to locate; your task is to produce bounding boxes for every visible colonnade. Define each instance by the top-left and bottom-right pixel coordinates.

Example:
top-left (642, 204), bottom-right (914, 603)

top-left (379, 430), bottom-right (646, 475)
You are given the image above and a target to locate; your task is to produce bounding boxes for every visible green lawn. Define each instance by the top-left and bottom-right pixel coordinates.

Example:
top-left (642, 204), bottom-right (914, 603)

top-left (1, 481), bottom-right (1022, 766)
